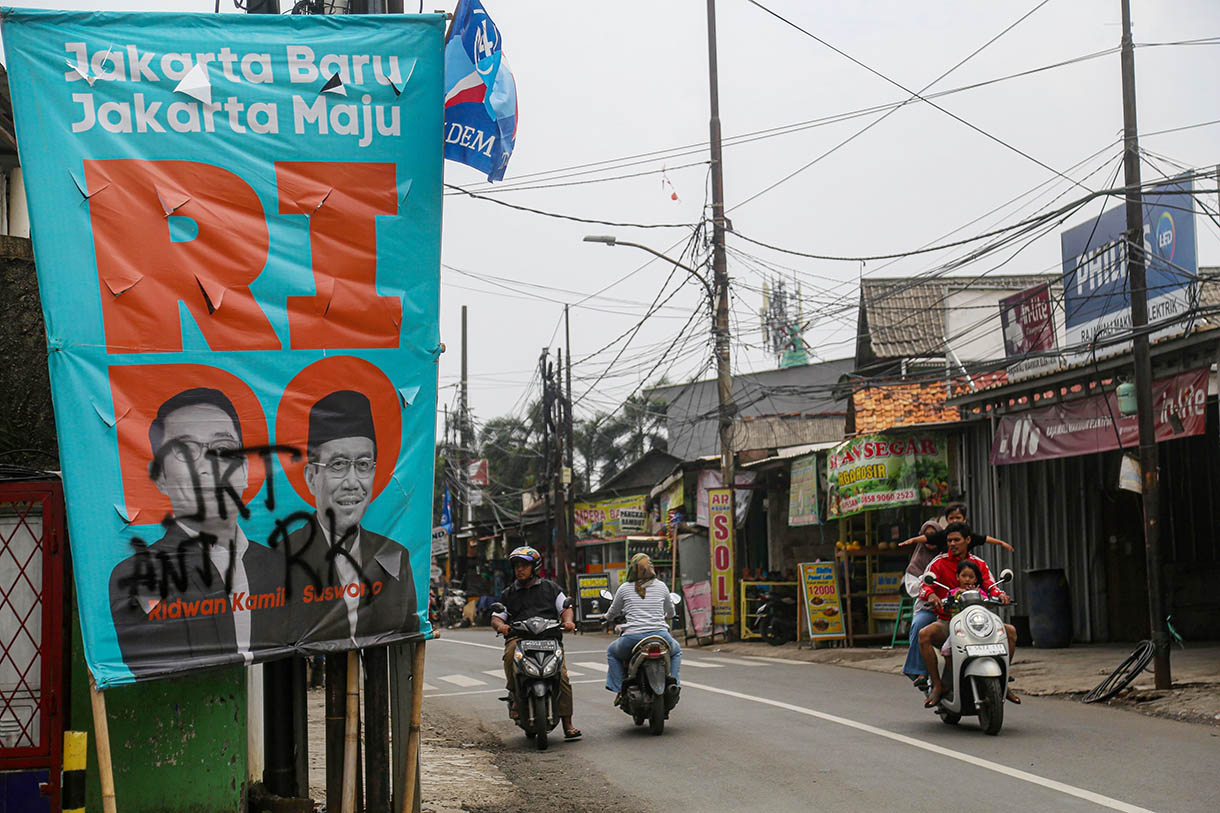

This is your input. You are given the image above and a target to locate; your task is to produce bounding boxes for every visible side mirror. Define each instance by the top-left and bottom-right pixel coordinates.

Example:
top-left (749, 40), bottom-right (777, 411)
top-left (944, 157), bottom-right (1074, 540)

top-left (489, 602), bottom-right (506, 614)
top-left (922, 574), bottom-right (936, 585)
top-left (670, 592), bottom-right (683, 606)
top-left (997, 568), bottom-right (1014, 585)
top-left (599, 589), bottom-right (614, 600)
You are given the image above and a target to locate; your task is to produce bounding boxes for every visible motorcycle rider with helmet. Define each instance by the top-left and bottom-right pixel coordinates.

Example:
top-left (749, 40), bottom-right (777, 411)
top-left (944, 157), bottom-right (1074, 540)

top-left (490, 546), bottom-right (582, 740)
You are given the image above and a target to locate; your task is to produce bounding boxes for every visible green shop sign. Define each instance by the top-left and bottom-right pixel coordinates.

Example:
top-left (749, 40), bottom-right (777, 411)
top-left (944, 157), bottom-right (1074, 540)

top-left (826, 434), bottom-right (949, 518)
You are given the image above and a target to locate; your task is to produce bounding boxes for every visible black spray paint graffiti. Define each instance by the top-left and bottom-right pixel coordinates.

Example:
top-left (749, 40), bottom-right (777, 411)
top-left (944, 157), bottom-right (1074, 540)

top-left (117, 441), bottom-right (378, 605)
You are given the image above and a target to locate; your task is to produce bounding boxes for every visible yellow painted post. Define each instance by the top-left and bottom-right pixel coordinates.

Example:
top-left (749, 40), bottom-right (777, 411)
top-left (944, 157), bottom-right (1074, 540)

top-left (62, 730), bottom-right (87, 813)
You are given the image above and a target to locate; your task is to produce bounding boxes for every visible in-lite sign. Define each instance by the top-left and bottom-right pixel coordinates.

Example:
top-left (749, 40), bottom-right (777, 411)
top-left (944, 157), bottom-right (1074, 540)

top-left (1060, 178), bottom-right (1197, 361)
top-left (707, 487), bottom-right (735, 625)
top-left (998, 283), bottom-right (1061, 381)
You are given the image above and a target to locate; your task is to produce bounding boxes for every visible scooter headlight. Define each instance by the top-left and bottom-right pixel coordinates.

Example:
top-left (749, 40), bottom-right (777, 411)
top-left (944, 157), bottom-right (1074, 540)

top-left (965, 609), bottom-right (995, 638)
top-left (512, 649), bottom-right (541, 673)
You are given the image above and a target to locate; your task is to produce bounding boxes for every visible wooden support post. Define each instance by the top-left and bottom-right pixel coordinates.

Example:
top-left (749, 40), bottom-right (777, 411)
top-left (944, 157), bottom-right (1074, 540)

top-left (399, 642), bottom-right (427, 813)
top-left (341, 651), bottom-right (360, 813)
top-left (325, 654), bottom-right (346, 812)
top-left (364, 646), bottom-right (390, 812)
top-left (88, 677), bottom-right (116, 813)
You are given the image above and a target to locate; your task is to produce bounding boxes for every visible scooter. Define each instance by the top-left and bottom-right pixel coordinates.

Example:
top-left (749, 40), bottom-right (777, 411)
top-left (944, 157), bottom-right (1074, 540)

top-left (600, 588), bottom-right (682, 735)
top-left (753, 585), bottom-right (798, 646)
top-left (921, 569), bottom-right (1016, 736)
top-left (490, 602), bottom-right (568, 751)
top-left (442, 588), bottom-right (467, 628)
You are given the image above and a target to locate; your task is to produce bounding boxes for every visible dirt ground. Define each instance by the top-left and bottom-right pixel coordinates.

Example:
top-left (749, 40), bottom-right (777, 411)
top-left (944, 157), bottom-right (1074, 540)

top-left (418, 704), bottom-right (649, 813)
top-left (304, 686), bottom-right (648, 813)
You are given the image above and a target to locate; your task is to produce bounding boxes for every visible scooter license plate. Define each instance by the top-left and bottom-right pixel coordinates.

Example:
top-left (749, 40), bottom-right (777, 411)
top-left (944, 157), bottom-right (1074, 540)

top-left (521, 640), bottom-right (558, 651)
top-left (965, 643), bottom-right (1006, 656)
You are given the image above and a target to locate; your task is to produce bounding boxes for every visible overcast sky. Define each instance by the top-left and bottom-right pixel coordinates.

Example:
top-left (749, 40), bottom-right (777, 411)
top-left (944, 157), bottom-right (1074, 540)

top-left (9, 0), bottom-right (1220, 437)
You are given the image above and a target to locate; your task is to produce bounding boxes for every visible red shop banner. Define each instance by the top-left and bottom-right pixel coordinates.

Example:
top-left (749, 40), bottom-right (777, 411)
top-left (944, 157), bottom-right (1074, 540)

top-left (991, 367), bottom-right (1209, 465)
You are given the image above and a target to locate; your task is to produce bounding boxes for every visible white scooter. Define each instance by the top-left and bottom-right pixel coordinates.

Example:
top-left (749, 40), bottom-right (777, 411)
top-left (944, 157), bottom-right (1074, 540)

top-left (922, 568), bottom-right (1016, 735)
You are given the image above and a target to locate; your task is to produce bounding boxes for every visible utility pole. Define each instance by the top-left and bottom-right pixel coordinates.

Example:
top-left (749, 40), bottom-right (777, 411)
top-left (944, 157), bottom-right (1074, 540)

top-left (1120, 0), bottom-right (1170, 689)
top-left (539, 349), bottom-right (554, 575)
top-left (459, 305), bottom-right (471, 537)
top-left (564, 306), bottom-right (576, 594)
top-left (706, 0), bottom-right (737, 583)
top-left (553, 348), bottom-right (571, 594)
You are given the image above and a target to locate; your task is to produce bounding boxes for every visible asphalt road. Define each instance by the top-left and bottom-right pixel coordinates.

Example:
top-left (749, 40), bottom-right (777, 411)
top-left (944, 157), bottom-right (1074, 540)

top-left (424, 627), bottom-right (1219, 813)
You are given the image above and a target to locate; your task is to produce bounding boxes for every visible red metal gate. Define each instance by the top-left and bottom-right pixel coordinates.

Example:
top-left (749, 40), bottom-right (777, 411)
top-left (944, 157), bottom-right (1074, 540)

top-left (0, 481), bottom-right (64, 811)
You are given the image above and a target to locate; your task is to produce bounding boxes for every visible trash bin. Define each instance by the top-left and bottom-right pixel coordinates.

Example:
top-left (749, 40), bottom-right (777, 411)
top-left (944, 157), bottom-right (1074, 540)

top-left (1026, 567), bottom-right (1072, 648)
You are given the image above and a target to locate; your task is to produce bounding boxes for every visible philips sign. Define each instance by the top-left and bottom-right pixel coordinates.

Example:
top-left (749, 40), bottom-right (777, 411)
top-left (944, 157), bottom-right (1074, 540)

top-left (1060, 178), bottom-right (1196, 361)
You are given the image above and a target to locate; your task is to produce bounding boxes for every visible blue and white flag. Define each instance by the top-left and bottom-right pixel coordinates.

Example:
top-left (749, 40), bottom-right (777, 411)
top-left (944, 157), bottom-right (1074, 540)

top-left (441, 485), bottom-right (454, 533)
top-left (443, 0), bottom-right (517, 181)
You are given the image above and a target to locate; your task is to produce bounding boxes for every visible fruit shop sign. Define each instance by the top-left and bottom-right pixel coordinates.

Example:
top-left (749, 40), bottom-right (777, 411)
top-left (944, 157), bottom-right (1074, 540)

top-left (826, 434), bottom-right (949, 519)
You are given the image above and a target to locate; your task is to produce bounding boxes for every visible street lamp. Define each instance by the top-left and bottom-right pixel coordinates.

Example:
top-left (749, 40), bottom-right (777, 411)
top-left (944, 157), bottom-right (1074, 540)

top-left (581, 233), bottom-right (736, 535)
top-left (581, 235), bottom-right (715, 305)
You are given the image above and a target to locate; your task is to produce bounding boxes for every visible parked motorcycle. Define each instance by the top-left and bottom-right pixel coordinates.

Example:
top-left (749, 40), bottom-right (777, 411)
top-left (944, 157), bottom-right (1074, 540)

top-left (600, 588), bottom-right (682, 735)
top-left (441, 588), bottom-right (467, 628)
top-left (491, 602), bottom-right (567, 750)
top-left (921, 569), bottom-right (1016, 735)
top-left (754, 585), bottom-right (798, 646)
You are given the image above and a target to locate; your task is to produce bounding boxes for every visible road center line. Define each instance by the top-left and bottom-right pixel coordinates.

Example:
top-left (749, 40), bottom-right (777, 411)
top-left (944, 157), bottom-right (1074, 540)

top-left (680, 680), bottom-right (1151, 813)
top-left (433, 637), bottom-right (503, 650)
top-left (425, 678), bottom-right (602, 699)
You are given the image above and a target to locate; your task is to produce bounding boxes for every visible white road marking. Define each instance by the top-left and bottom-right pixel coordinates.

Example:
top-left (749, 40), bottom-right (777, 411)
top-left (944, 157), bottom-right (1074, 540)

top-left (424, 678), bottom-right (602, 699)
top-left (573, 661), bottom-right (609, 672)
top-left (677, 659), bottom-right (723, 668)
top-left (437, 674), bottom-right (486, 688)
top-left (680, 680), bottom-right (1152, 813)
top-left (421, 682), bottom-right (438, 691)
top-left (700, 656), bottom-right (768, 667)
top-left (433, 637), bottom-right (503, 651)
top-left (567, 670), bottom-right (585, 677)
top-left (741, 655), bottom-right (811, 665)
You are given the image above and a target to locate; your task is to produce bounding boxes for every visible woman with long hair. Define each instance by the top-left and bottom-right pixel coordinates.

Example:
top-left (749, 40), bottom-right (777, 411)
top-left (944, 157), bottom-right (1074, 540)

top-left (602, 553), bottom-right (682, 704)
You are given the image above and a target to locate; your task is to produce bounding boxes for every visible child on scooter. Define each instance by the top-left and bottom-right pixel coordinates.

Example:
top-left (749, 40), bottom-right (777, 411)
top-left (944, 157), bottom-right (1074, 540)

top-left (900, 501), bottom-right (1014, 553)
top-left (940, 560), bottom-right (985, 656)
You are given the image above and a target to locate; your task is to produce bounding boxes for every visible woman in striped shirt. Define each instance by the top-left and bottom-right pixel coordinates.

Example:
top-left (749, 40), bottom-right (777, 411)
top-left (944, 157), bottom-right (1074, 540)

top-left (604, 553), bottom-right (682, 703)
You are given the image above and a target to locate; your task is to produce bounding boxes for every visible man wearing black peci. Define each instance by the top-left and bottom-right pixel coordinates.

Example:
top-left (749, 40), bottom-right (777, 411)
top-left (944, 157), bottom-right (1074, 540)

top-left (281, 389), bottom-right (418, 648)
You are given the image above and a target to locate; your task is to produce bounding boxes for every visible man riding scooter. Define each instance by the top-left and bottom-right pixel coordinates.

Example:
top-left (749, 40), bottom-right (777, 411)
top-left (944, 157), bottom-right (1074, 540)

top-left (917, 523), bottom-right (1020, 708)
top-left (490, 546), bottom-right (582, 740)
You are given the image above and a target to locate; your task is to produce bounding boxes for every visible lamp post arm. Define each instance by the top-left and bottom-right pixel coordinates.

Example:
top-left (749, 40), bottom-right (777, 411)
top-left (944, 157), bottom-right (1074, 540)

top-left (604, 239), bottom-right (715, 305)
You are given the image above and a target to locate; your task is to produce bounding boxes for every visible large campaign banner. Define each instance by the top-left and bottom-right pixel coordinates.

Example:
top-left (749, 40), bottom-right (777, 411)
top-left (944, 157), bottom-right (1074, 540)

top-left (1, 10), bottom-right (444, 687)
top-left (826, 434), bottom-right (949, 519)
top-left (1060, 179), bottom-right (1197, 362)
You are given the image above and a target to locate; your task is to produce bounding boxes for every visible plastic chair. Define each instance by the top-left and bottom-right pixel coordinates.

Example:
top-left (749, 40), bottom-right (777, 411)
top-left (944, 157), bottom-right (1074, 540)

top-left (890, 594), bottom-right (914, 647)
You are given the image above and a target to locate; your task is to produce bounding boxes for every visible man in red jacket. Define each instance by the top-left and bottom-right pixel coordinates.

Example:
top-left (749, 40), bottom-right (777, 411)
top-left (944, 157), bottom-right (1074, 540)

top-left (917, 522), bottom-right (1018, 707)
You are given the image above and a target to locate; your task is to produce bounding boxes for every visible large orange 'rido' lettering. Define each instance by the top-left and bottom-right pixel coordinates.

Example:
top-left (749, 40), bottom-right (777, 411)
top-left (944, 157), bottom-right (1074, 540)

top-left (84, 159), bottom-right (279, 353)
top-left (276, 161), bottom-right (401, 349)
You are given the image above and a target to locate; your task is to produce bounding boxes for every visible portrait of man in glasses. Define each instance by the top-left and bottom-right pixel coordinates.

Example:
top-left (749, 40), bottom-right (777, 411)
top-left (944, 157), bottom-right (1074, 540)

top-left (108, 387), bottom-right (284, 680)
top-left (282, 389), bottom-right (418, 647)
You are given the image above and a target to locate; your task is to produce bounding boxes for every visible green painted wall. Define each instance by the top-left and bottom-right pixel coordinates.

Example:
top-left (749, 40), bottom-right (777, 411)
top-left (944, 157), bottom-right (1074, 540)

top-left (69, 606), bottom-right (248, 812)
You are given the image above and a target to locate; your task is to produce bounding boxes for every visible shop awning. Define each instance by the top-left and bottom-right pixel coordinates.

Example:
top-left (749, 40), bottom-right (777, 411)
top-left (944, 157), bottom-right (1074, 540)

top-left (991, 367), bottom-right (1209, 464)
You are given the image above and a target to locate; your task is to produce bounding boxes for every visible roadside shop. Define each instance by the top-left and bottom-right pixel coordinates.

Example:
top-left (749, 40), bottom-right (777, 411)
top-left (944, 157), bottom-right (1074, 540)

top-left (822, 430), bottom-right (961, 645)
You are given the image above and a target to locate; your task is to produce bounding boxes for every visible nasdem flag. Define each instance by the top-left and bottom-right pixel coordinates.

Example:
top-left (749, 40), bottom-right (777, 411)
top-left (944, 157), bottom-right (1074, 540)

top-left (443, 0), bottom-right (517, 181)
